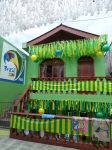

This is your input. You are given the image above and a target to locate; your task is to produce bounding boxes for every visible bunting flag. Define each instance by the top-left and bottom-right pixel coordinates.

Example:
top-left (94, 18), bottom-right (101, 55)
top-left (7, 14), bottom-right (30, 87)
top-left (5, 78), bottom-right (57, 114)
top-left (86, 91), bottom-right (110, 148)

top-left (31, 79), bottom-right (112, 94)
top-left (29, 35), bottom-right (107, 59)
top-left (10, 115), bottom-right (73, 135)
top-left (10, 115), bottom-right (112, 140)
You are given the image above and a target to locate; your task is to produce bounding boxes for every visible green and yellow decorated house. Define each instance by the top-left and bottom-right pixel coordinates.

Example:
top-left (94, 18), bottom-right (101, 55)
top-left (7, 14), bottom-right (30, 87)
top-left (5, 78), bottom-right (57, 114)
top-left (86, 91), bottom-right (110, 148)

top-left (10, 24), bottom-right (112, 149)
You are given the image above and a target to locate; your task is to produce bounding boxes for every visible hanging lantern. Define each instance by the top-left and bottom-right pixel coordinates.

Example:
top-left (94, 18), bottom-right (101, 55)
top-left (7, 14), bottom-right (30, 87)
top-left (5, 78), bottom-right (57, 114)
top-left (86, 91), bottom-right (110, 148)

top-left (31, 54), bottom-right (38, 62)
top-left (96, 112), bottom-right (104, 118)
top-left (101, 44), bottom-right (110, 52)
top-left (38, 108), bottom-right (45, 115)
top-left (55, 49), bottom-right (61, 57)
top-left (96, 51), bottom-right (103, 57)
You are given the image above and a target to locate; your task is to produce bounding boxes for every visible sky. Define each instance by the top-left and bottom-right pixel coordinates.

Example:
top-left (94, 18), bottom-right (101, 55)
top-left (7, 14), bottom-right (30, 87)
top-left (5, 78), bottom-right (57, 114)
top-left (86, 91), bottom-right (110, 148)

top-left (4, 10), bottom-right (112, 55)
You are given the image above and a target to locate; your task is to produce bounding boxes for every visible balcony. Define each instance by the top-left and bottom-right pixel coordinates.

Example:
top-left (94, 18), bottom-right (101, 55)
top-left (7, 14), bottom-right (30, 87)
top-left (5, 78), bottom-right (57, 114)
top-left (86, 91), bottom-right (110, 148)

top-left (31, 76), bottom-right (112, 95)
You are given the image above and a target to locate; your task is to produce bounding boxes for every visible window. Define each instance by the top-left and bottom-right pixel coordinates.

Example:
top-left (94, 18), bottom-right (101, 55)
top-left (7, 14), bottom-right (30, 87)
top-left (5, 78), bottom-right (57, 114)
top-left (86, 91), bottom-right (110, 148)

top-left (78, 56), bottom-right (94, 77)
top-left (40, 59), bottom-right (64, 79)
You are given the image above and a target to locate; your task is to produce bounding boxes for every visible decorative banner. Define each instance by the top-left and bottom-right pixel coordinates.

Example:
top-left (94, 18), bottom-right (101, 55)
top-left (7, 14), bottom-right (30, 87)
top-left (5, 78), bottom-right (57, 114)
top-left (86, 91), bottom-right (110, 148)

top-left (72, 117), bottom-right (88, 134)
top-left (31, 79), bottom-right (112, 94)
top-left (11, 115), bottom-right (74, 135)
top-left (29, 35), bottom-right (108, 59)
top-left (92, 119), bottom-right (110, 142)
top-left (0, 42), bottom-right (26, 84)
top-left (10, 115), bottom-right (112, 140)
top-left (30, 99), bottom-right (112, 116)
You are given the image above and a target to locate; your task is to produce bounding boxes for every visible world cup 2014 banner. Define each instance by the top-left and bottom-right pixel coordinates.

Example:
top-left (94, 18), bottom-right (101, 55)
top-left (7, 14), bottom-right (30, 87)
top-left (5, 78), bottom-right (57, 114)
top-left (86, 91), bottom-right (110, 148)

top-left (0, 42), bottom-right (26, 84)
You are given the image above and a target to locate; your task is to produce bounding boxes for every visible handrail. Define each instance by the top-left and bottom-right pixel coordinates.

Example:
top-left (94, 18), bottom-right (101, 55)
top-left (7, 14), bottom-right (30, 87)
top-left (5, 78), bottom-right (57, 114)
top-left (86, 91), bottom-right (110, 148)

top-left (13, 84), bottom-right (31, 112)
top-left (31, 76), bottom-right (112, 81)
top-left (11, 112), bottom-right (112, 122)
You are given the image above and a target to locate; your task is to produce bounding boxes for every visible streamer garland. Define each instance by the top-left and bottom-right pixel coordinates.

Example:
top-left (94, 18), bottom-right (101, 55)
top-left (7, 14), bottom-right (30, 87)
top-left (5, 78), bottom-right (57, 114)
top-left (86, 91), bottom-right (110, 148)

top-left (29, 35), bottom-right (107, 59)
top-left (29, 99), bottom-right (112, 116)
top-left (10, 115), bottom-right (112, 139)
top-left (31, 79), bottom-right (112, 94)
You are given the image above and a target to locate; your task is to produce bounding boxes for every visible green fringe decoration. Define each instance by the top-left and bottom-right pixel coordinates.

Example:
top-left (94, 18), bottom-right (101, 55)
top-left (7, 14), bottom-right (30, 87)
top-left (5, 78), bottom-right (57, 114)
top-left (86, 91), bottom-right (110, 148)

top-left (29, 99), bottom-right (111, 117)
top-left (29, 35), bottom-right (107, 59)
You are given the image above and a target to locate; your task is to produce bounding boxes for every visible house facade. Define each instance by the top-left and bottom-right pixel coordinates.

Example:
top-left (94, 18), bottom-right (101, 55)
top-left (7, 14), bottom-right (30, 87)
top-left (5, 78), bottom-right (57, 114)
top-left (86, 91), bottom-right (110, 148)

top-left (10, 24), bottom-right (112, 149)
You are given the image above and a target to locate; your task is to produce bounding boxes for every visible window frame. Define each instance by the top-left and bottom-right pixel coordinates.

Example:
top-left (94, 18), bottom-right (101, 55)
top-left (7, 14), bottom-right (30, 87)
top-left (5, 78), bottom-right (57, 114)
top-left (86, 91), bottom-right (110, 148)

top-left (78, 56), bottom-right (94, 78)
top-left (40, 58), bottom-right (64, 80)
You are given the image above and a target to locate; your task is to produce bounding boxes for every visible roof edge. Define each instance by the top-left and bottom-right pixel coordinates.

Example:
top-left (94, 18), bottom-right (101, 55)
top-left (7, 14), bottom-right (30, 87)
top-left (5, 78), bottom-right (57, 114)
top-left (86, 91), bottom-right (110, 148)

top-left (27, 24), bottom-right (99, 45)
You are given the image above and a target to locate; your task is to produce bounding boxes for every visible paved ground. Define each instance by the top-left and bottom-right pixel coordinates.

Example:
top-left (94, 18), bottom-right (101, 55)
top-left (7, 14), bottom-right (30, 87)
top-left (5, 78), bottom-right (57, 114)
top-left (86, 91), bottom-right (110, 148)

top-left (0, 129), bottom-right (76, 150)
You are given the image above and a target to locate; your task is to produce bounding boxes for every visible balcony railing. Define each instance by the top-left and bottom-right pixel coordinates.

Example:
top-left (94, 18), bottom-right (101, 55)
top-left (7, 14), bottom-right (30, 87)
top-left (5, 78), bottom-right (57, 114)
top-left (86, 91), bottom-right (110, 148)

top-left (31, 76), bottom-right (112, 95)
top-left (10, 112), bottom-right (112, 150)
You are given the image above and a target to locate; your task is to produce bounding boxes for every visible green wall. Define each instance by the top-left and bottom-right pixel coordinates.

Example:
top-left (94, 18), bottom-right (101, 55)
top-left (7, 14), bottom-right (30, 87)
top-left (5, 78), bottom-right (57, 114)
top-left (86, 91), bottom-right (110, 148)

top-left (0, 81), bottom-right (25, 102)
top-left (63, 58), bottom-right (77, 77)
top-left (25, 57), bottom-right (39, 85)
top-left (0, 36), bottom-right (26, 102)
top-left (26, 55), bottom-right (106, 81)
top-left (30, 93), bottom-right (112, 102)
top-left (94, 56), bottom-right (106, 76)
